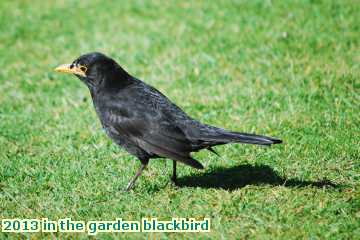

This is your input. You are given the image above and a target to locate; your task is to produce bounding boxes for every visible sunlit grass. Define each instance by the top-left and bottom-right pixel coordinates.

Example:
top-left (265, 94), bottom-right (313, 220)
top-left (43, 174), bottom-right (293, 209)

top-left (0, 0), bottom-right (359, 239)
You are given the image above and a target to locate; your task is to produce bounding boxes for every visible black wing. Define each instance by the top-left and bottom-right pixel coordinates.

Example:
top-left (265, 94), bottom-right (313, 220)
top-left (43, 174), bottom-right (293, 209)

top-left (102, 82), bottom-right (204, 169)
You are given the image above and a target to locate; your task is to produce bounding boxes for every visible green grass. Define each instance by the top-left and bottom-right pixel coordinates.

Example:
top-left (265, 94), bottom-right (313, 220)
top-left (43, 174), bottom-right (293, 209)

top-left (0, 0), bottom-right (359, 239)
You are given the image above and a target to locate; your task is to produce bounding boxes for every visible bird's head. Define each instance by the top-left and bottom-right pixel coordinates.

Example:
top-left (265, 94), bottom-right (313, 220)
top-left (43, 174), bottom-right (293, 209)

top-left (55, 52), bottom-right (128, 88)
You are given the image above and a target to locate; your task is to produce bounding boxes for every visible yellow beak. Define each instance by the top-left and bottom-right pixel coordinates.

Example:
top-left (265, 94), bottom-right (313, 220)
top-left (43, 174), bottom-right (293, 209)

top-left (55, 64), bottom-right (87, 77)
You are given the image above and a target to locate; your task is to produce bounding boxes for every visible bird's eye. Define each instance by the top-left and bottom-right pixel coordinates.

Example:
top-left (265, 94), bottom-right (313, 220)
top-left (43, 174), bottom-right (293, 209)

top-left (79, 65), bottom-right (87, 72)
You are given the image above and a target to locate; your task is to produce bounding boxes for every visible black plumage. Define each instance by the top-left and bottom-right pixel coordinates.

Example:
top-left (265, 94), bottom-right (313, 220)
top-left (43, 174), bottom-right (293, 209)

top-left (55, 52), bottom-right (282, 191)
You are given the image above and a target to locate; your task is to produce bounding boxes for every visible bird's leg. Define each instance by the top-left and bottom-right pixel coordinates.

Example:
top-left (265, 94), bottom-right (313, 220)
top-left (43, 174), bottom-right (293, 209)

top-left (125, 163), bottom-right (147, 191)
top-left (171, 160), bottom-right (177, 184)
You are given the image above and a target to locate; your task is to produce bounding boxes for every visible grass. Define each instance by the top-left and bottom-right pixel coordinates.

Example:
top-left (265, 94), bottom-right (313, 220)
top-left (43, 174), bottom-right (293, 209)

top-left (0, 0), bottom-right (359, 239)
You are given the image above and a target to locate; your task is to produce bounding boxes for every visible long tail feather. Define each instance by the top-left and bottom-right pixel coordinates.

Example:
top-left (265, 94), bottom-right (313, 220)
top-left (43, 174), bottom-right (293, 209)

top-left (199, 128), bottom-right (282, 146)
top-left (227, 131), bottom-right (282, 145)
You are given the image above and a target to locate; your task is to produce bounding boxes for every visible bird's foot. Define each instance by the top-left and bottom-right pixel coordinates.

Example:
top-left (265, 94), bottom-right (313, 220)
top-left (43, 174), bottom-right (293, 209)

top-left (125, 181), bottom-right (135, 192)
top-left (170, 176), bottom-right (177, 186)
top-left (123, 163), bottom-right (147, 192)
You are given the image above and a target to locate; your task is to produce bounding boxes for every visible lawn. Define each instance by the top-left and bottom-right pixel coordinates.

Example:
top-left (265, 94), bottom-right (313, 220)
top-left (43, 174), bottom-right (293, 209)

top-left (0, 0), bottom-right (359, 239)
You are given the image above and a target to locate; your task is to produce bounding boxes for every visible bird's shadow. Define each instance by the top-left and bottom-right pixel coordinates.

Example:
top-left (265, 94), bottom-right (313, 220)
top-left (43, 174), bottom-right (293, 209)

top-left (176, 164), bottom-right (339, 191)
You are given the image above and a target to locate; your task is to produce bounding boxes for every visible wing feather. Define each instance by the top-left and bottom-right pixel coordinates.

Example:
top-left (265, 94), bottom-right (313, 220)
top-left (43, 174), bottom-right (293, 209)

top-left (109, 110), bottom-right (203, 169)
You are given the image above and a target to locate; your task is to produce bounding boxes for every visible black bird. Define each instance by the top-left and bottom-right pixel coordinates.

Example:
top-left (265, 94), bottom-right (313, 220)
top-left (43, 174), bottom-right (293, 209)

top-left (55, 52), bottom-right (282, 191)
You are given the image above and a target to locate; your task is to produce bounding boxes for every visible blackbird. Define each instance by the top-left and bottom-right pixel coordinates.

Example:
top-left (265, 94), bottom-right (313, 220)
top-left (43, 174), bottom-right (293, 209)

top-left (55, 52), bottom-right (282, 191)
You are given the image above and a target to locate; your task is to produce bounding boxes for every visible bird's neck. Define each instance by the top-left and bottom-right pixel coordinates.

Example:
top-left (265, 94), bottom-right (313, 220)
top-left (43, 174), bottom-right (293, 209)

top-left (88, 67), bottom-right (134, 94)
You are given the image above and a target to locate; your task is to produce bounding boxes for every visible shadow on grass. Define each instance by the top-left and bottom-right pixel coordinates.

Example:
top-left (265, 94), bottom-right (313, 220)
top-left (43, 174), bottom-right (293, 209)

top-left (176, 164), bottom-right (338, 191)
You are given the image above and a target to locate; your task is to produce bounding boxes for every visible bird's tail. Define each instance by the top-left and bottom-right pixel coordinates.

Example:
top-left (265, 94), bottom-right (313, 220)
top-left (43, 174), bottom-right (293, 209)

top-left (223, 131), bottom-right (282, 145)
top-left (198, 127), bottom-right (282, 147)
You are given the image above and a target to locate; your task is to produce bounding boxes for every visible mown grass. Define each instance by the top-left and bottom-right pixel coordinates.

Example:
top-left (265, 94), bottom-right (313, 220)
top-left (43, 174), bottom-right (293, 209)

top-left (0, 0), bottom-right (359, 239)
